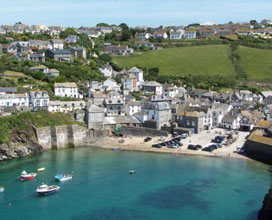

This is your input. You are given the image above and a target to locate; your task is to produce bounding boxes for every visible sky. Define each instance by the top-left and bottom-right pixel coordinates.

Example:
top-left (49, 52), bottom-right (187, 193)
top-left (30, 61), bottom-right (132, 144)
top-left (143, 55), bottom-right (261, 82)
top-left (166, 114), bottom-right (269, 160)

top-left (0, 0), bottom-right (272, 27)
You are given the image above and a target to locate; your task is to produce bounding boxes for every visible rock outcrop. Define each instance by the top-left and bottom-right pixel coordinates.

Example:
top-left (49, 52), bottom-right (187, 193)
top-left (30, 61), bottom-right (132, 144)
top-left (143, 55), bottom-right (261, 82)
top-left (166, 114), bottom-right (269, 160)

top-left (259, 187), bottom-right (272, 220)
top-left (0, 142), bottom-right (43, 161)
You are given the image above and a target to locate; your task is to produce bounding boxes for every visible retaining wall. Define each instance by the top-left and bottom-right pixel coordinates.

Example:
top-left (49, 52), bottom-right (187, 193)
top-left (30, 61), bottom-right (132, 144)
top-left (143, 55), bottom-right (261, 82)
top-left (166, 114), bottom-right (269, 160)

top-left (122, 126), bottom-right (168, 137)
top-left (36, 125), bottom-right (107, 149)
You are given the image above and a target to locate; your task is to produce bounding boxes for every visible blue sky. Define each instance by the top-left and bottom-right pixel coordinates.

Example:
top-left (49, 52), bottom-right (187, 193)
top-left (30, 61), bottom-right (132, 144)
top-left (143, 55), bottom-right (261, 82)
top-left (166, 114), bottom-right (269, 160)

top-left (0, 0), bottom-right (272, 27)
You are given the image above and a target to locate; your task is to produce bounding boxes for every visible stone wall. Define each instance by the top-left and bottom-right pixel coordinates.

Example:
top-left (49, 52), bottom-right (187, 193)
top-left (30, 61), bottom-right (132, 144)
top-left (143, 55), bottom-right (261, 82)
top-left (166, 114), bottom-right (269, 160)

top-left (246, 140), bottom-right (272, 165)
top-left (122, 126), bottom-right (168, 137)
top-left (36, 125), bottom-right (107, 149)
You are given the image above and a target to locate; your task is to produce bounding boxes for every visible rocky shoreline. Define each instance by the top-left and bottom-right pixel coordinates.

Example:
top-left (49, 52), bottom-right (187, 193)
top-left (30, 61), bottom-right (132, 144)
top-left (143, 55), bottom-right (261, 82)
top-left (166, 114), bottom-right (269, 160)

top-left (0, 141), bottom-right (43, 161)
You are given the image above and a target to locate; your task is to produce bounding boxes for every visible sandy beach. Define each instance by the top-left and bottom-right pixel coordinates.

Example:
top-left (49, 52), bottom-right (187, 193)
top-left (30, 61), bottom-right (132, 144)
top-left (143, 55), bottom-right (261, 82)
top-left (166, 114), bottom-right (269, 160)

top-left (92, 128), bottom-right (250, 160)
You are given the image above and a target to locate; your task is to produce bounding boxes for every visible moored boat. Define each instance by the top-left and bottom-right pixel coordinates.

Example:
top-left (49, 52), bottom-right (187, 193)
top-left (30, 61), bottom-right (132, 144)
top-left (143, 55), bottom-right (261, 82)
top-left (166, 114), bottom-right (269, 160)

top-left (129, 170), bottom-right (136, 175)
top-left (0, 186), bottom-right (4, 193)
top-left (37, 167), bottom-right (46, 172)
top-left (20, 171), bottom-right (37, 181)
top-left (36, 184), bottom-right (60, 196)
top-left (55, 174), bottom-right (72, 182)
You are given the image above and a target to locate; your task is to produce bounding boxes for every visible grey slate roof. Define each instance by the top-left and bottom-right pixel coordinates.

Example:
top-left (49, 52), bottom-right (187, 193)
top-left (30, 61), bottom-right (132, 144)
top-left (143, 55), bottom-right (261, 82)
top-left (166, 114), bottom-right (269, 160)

top-left (0, 87), bottom-right (17, 93)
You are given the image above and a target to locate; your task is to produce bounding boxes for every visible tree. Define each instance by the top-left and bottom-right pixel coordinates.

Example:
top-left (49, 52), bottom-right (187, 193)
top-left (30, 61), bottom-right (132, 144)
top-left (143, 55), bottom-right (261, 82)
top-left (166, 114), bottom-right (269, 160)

top-left (121, 30), bottom-right (132, 41)
top-left (60, 28), bottom-right (77, 39)
top-left (250, 20), bottom-right (257, 25)
top-left (89, 59), bottom-right (96, 68)
top-left (96, 23), bottom-right (110, 27)
top-left (119, 23), bottom-right (129, 31)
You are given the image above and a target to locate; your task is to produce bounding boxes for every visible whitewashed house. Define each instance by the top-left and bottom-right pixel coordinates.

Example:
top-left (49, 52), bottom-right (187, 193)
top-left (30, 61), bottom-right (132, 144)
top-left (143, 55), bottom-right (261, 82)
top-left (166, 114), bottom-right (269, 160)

top-left (89, 81), bottom-right (103, 92)
top-left (162, 83), bottom-right (178, 98)
top-left (184, 30), bottom-right (197, 39)
top-left (211, 103), bottom-right (233, 127)
top-left (170, 29), bottom-right (184, 40)
top-left (50, 39), bottom-right (64, 50)
top-left (104, 98), bottom-right (125, 116)
top-left (153, 30), bottom-right (168, 39)
top-left (54, 82), bottom-right (82, 98)
top-left (65, 35), bottom-right (80, 44)
top-left (48, 101), bottom-right (85, 113)
top-left (135, 32), bottom-right (151, 41)
top-left (103, 78), bottom-right (121, 91)
top-left (0, 93), bottom-right (29, 107)
top-left (29, 40), bottom-right (53, 50)
top-left (29, 91), bottom-right (49, 109)
top-left (142, 81), bottom-right (163, 95)
top-left (125, 101), bottom-right (142, 116)
top-left (47, 69), bottom-right (60, 77)
top-left (99, 64), bottom-right (113, 77)
top-left (30, 65), bottom-right (49, 74)
top-left (220, 113), bottom-right (241, 130)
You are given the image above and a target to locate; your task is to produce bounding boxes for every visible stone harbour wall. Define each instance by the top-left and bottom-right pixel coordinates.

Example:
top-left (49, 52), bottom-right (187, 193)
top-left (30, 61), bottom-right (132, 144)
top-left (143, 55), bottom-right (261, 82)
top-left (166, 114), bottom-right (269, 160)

top-left (246, 140), bottom-right (272, 165)
top-left (122, 126), bottom-right (168, 137)
top-left (36, 125), bottom-right (107, 149)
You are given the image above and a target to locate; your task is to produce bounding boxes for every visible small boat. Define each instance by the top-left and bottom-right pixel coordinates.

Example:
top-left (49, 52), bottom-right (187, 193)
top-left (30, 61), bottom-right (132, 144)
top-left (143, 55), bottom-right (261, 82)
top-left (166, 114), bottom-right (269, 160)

top-left (112, 147), bottom-right (121, 151)
top-left (0, 186), bottom-right (4, 193)
top-left (55, 174), bottom-right (72, 182)
top-left (37, 167), bottom-right (46, 172)
top-left (20, 171), bottom-right (37, 181)
top-left (129, 170), bottom-right (136, 175)
top-left (36, 184), bottom-right (60, 196)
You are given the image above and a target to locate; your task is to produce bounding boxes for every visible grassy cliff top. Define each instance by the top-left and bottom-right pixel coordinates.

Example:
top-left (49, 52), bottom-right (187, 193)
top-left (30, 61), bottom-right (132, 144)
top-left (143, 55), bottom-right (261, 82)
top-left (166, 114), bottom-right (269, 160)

top-left (0, 111), bottom-right (78, 144)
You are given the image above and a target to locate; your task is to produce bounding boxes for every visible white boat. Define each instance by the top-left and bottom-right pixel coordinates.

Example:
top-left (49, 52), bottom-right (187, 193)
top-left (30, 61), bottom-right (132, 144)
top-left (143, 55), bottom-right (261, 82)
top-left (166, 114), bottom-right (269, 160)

top-left (55, 174), bottom-right (72, 182)
top-left (0, 186), bottom-right (4, 193)
top-left (20, 171), bottom-right (37, 181)
top-left (129, 170), bottom-right (136, 175)
top-left (37, 167), bottom-right (46, 172)
top-left (36, 184), bottom-right (60, 196)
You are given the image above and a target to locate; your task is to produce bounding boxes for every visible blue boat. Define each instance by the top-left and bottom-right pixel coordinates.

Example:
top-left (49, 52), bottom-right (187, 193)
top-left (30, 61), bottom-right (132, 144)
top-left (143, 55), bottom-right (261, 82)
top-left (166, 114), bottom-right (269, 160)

top-left (55, 174), bottom-right (72, 182)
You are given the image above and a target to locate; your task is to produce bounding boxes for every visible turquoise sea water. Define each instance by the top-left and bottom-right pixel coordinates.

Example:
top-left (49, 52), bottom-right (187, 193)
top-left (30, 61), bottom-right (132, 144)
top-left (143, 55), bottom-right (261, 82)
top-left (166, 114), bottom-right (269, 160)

top-left (0, 148), bottom-right (271, 220)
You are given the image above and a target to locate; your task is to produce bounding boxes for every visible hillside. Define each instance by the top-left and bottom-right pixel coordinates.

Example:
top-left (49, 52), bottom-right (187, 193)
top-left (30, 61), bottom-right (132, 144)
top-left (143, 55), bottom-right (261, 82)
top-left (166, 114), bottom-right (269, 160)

top-left (114, 45), bottom-right (236, 77)
top-left (238, 46), bottom-right (272, 81)
top-left (114, 45), bottom-right (272, 83)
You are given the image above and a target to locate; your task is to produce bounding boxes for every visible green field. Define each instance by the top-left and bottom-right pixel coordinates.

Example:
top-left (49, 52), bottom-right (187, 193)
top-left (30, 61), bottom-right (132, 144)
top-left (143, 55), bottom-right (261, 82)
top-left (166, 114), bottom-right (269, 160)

top-left (114, 45), bottom-right (236, 77)
top-left (114, 44), bottom-right (272, 82)
top-left (238, 46), bottom-right (272, 81)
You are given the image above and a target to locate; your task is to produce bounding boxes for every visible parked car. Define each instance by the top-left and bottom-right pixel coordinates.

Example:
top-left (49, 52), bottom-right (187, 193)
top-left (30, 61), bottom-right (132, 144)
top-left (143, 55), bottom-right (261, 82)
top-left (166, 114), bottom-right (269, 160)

top-left (202, 147), bottom-right (213, 152)
top-left (181, 133), bottom-right (188, 139)
top-left (195, 145), bottom-right (202, 149)
top-left (152, 144), bottom-right (162, 148)
top-left (188, 144), bottom-right (197, 150)
top-left (144, 137), bottom-right (152, 142)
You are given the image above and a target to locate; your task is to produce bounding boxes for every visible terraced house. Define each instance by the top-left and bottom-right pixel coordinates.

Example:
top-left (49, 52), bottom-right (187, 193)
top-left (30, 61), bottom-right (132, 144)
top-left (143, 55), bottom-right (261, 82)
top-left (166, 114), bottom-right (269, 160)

top-left (54, 82), bottom-right (81, 98)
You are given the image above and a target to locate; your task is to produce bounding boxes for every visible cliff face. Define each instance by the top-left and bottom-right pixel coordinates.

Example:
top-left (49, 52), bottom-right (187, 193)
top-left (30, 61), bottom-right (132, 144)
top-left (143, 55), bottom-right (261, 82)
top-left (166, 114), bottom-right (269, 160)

top-left (0, 141), bottom-right (43, 161)
top-left (0, 124), bottom-right (108, 161)
top-left (259, 187), bottom-right (272, 220)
